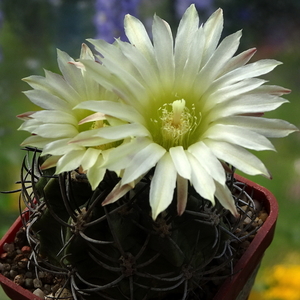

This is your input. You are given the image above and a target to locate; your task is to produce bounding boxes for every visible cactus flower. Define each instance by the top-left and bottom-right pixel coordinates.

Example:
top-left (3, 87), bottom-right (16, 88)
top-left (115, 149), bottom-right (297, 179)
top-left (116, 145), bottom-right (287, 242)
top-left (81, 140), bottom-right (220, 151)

top-left (18, 44), bottom-right (122, 190)
top-left (75, 5), bottom-right (297, 219)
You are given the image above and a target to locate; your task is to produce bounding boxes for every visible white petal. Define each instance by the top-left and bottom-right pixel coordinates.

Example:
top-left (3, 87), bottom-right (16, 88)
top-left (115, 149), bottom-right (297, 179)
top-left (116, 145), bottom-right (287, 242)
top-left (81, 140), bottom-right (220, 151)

top-left (194, 31), bottom-right (242, 96)
top-left (174, 4), bottom-right (199, 79)
top-left (202, 8), bottom-right (223, 64)
top-left (20, 135), bottom-right (54, 148)
top-left (186, 152), bottom-right (216, 205)
top-left (75, 100), bottom-right (145, 125)
top-left (81, 148), bottom-right (102, 171)
top-left (42, 138), bottom-right (83, 155)
top-left (43, 70), bottom-right (80, 106)
top-left (122, 142), bottom-right (166, 185)
top-left (214, 181), bottom-right (238, 217)
top-left (31, 110), bottom-right (78, 126)
top-left (115, 39), bottom-right (160, 90)
top-left (217, 116), bottom-right (298, 138)
top-left (203, 124), bottom-right (276, 151)
top-left (218, 48), bottom-right (257, 76)
top-left (150, 152), bottom-right (177, 219)
top-left (79, 112), bottom-right (106, 125)
top-left (88, 39), bottom-right (148, 104)
top-left (215, 59), bottom-right (282, 87)
top-left (152, 15), bottom-right (175, 91)
top-left (104, 138), bottom-right (153, 171)
top-left (202, 78), bottom-right (266, 111)
top-left (188, 141), bottom-right (226, 184)
top-left (57, 49), bottom-right (86, 95)
top-left (33, 124), bottom-right (78, 139)
top-left (69, 131), bottom-right (116, 147)
top-left (179, 27), bottom-right (205, 92)
top-left (208, 94), bottom-right (288, 122)
top-left (204, 139), bottom-right (271, 178)
top-left (23, 90), bottom-right (69, 111)
top-left (41, 155), bottom-right (60, 170)
top-left (124, 14), bottom-right (155, 63)
top-left (18, 118), bottom-right (42, 133)
top-left (56, 150), bottom-right (86, 173)
top-left (86, 156), bottom-right (106, 190)
top-left (102, 175), bottom-right (144, 206)
top-left (94, 123), bottom-right (149, 139)
top-left (102, 181), bottom-right (134, 206)
top-left (169, 146), bottom-right (191, 180)
top-left (253, 85), bottom-right (291, 96)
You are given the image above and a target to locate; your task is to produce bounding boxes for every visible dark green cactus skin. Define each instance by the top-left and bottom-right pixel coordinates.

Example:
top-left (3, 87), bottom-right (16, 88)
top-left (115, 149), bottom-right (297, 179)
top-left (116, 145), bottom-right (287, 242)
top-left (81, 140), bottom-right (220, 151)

top-left (28, 163), bottom-right (234, 300)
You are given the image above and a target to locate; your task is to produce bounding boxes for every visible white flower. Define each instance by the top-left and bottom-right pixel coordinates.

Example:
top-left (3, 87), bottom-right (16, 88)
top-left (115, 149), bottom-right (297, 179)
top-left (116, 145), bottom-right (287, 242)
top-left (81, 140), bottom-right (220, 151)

top-left (74, 5), bottom-right (297, 219)
top-left (18, 44), bottom-right (122, 189)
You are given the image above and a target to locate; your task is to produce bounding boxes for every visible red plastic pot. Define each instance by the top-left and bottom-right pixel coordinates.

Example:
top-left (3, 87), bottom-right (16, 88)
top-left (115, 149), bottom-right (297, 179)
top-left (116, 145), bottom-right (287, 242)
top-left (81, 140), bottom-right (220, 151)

top-left (0, 176), bottom-right (278, 300)
top-left (213, 174), bottom-right (279, 300)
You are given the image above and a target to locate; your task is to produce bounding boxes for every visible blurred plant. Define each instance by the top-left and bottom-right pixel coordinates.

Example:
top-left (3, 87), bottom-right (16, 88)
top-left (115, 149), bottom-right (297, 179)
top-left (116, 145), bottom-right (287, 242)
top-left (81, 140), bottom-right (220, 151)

top-left (94, 0), bottom-right (142, 42)
top-left (258, 264), bottom-right (300, 300)
top-left (174, 0), bottom-right (215, 18)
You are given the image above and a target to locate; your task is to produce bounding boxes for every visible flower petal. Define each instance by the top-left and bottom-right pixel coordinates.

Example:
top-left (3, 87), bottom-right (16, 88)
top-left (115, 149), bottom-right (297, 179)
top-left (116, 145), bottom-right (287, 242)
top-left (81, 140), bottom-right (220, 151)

top-left (152, 14), bottom-right (175, 91)
top-left (31, 110), bottom-right (78, 126)
top-left (150, 152), bottom-right (177, 220)
top-left (23, 90), bottom-right (70, 111)
top-left (202, 8), bottom-right (223, 64)
top-left (81, 148), bottom-right (102, 171)
top-left (124, 14), bottom-right (155, 63)
top-left (186, 151), bottom-right (216, 205)
top-left (55, 149), bottom-right (86, 173)
top-left (203, 124), bottom-right (276, 151)
top-left (86, 156), bottom-right (106, 190)
top-left (174, 4), bottom-right (199, 79)
top-left (188, 141), bottom-right (225, 184)
top-left (214, 181), bottom-right (238, 217)
top-left (42, 138), bottom-right (82, 156)
top-left (204, 139), bottom-right (271, 178)
top-left (208, 94), bottom-right (288, 122)
top-left (75, 100), bottom-right (145, 125)
top-left (169, 146), bottom-right (191, 180)
top-left (217, 116), bottom-right (298, 138)
top-left (122, 142), bottom-right (166, 185)
top-left (32, 124), bottom-right (78, 139)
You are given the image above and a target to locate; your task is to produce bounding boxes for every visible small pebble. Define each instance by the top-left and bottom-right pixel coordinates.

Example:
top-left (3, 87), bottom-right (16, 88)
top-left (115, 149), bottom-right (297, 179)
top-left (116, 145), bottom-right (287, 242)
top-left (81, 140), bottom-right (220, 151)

top-left (21, 246), bottom-right (31, 254)
top-left (3, 243), bottom-right (15, 252)
top-left (33, 288), bottom-right (45, 299)
top-left (14, 274), bottom-right (24, 286)
top-left (25, 271), bottom-right (33, 278)
top-left (24, 278), bottom-right (33, 288)
top-left (17, 258), bottom-right (28, 269)
top-left (33, 278), bottom-right (43, 288)
top-left (9, 269), bottom-right (18, 279)
top-left (2, 263), bottom-right (11, 272)
top-left (43, 284), bottom-right (52, 294)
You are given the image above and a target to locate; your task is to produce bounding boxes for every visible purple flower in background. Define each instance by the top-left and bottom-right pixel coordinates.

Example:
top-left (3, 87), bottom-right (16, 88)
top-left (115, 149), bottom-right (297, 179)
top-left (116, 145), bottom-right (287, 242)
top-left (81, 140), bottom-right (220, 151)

top-left (175, 0), bottom-right (214, 19)
top-left (94, 0), bottom-right (141, 42)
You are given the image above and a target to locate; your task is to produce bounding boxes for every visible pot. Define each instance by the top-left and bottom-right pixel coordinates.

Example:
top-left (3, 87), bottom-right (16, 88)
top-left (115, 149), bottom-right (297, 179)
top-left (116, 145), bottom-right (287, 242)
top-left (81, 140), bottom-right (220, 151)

top-left (0, 176), bottom-right (278, 300)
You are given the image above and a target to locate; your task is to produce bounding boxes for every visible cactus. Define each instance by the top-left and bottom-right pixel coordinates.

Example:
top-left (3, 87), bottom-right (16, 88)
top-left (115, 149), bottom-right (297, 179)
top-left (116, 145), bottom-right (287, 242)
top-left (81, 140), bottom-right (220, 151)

top-left (16, 147), bottom-right (261, 300)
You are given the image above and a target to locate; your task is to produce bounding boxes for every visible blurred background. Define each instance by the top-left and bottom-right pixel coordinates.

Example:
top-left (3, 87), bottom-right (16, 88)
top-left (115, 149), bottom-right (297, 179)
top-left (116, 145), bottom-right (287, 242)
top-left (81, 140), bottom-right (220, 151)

top-left (0, 0), bottom-right (299, 299)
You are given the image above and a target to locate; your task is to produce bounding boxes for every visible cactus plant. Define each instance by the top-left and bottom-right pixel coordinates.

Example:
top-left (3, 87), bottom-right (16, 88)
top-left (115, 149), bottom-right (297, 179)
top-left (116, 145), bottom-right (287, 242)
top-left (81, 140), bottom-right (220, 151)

top-left (15, 147), bottom-right (263, 300)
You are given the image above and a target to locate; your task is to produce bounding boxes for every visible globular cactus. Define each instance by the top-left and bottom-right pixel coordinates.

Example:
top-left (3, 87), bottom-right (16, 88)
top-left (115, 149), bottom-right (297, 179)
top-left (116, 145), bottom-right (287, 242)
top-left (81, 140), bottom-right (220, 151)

top-left (17, 147), bottom-right (260, 300)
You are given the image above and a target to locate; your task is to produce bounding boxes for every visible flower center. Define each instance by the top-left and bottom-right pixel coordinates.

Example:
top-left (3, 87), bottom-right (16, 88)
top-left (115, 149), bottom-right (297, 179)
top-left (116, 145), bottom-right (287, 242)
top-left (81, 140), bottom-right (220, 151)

top-left (158, 99), bottom-right (199, 150)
